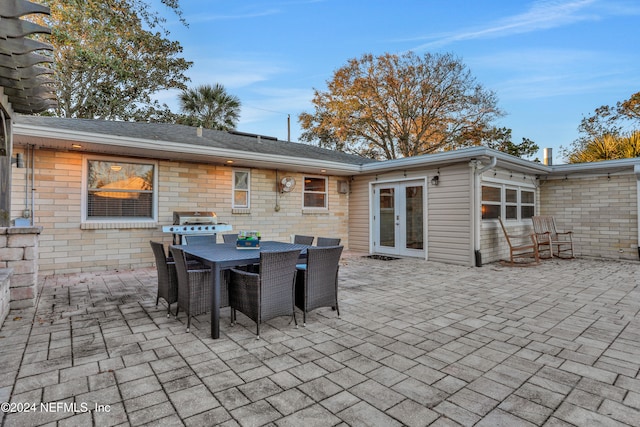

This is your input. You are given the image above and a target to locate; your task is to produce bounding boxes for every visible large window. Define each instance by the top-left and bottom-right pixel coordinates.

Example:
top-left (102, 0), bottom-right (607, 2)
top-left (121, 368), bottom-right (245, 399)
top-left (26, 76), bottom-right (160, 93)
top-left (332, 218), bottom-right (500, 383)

top-left (482, 184), bottom-right (535, 221)
top-left (233, 169), bottom-right (250, 208)
top-left (303, 176), bottom-right (327, 209)
top-left (85, 158), bottom-right (156, 220)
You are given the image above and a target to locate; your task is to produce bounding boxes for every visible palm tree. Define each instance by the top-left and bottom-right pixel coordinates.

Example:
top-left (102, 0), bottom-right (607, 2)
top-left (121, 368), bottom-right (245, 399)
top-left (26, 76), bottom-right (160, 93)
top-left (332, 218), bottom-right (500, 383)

top-left (178, 84), bottom-right (241, 131)
top-left (568, 131), bottom-right (640, 163)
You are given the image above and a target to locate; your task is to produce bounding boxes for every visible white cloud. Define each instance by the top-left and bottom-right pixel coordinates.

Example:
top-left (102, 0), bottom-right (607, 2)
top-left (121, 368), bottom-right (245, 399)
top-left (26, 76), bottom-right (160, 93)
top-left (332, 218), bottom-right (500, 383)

top-left (410, 0), bottom-right (603, 50)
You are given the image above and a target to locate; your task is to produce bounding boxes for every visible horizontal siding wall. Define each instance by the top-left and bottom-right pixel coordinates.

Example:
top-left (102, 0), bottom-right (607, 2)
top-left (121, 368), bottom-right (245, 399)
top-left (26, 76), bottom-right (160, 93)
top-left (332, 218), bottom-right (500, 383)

top-left (10, 148), bottom-right (349, 275)
top-left (428, 164), bottom-right (472, 265)
top-left (348, 164), bottom-right (473, 266)
top-left (540, 174), bottom-right (638, 261)
top-left (347, 175), bottom-right (370, 253)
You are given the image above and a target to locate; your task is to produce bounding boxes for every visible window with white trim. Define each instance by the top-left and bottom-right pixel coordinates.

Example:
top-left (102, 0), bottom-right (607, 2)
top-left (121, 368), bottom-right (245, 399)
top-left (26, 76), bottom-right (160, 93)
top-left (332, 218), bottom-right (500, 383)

top-left (481, 184), bottom-right (535, 221)
top-left (303, 176), bottom-right (327, 209)
top-left (520, 189), bottom-right (535, 219)
top-left (84, 157), bottom-right (156, 221)
top-left (481, 185), bottom-right (501, 219)
top-left (233, 169), bottom-right (250, 209)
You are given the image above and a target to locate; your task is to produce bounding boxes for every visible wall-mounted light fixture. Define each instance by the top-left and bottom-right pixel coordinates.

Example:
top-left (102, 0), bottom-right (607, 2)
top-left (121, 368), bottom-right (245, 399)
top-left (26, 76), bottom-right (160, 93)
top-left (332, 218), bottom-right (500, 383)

top-left (430, 168), bottom-right (440, 185)
top-left (12, 152), bottom-right (24, 168)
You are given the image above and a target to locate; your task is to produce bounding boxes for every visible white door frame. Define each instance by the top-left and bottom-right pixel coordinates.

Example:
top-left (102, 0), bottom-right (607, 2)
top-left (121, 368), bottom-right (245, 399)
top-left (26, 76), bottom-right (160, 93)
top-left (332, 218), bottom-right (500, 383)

top-left (370, 178), bottom-right (427, 258)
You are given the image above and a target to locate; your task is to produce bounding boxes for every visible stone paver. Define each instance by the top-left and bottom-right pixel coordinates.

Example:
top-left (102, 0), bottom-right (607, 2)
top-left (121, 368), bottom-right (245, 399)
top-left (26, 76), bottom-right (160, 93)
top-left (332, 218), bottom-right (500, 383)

top-left (1, 255), bottom-right (639, 426)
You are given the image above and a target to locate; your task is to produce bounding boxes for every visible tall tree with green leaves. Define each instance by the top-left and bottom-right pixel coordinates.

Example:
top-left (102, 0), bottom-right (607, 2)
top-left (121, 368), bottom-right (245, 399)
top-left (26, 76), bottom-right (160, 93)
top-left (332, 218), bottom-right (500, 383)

top-left (298, 51), bottom-right (504, 160)
top-left (563, 91), bottom-right (640, 162)
top-left (37, 0), bottom-right (191, 121)
top-left (177, 84), bottom-right (241, 131)
top-left (483, 127), bottom-right (540, 160)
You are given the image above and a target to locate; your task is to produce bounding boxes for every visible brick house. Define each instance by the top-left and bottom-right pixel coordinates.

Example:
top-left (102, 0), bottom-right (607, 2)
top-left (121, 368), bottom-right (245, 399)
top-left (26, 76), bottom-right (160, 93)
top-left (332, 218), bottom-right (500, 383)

top-left (5, 115), bottom-right (638, 276)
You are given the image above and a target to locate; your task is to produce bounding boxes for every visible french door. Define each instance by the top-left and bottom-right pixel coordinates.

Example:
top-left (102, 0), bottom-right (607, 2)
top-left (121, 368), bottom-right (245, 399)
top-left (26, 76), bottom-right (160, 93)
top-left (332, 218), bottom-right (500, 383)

top-left (372, 180), bottom-right (425, 257)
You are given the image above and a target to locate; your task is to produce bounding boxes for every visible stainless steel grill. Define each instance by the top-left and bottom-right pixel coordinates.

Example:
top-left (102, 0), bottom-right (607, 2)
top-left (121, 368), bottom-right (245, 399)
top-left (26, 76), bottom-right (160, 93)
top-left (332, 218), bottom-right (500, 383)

top-left (172, 211), bottom-right (218, 226)
top-left (162, 211), bottom-right (232, 243)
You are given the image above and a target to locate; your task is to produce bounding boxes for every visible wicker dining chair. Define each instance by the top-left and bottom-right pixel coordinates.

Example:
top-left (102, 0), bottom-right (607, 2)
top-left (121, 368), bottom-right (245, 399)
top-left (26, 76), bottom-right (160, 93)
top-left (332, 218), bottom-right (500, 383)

top-left (169, 246), bottom-right (229, 333)
top-left (293, 235), bottom-right (314, 245)
top-left (150, 241), bottom-right (178, 317)
top-left (295, 245), bottom-right (343, 325)
top-left (222, 233), bottom-right (239, 244)
top-left (183, 234), bottom-right (216, 245)
top-left (229, 249), bottom-right (301, 339)
top-left (316, 237), bottom-right (341, 246)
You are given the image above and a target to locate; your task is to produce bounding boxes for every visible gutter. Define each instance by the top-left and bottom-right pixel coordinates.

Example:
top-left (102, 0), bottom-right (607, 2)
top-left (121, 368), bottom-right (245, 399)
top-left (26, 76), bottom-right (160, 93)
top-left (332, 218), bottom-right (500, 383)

top-left (13, 122), bottom-right (363, 175)
top-left (472, 156), bottom-right (497, 267)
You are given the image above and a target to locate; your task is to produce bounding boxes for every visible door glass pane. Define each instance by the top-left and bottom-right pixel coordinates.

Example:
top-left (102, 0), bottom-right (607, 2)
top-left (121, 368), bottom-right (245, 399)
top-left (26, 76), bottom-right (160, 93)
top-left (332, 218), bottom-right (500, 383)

top-left (405, 185), bottom-right (423, 250)
top-left (379, 188), bottom-right (395, 247)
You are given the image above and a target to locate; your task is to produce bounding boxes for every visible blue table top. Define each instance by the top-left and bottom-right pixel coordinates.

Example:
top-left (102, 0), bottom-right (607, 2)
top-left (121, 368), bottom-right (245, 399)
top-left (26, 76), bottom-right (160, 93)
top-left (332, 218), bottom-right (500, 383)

top-left (174, 241), bottom-right (308, 268)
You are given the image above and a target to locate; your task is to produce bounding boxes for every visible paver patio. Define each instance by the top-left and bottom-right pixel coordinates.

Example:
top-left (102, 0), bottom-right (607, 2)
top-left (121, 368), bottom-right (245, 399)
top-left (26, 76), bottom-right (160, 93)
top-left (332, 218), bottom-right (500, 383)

top-left (1, 254), bottom-right (639, 426)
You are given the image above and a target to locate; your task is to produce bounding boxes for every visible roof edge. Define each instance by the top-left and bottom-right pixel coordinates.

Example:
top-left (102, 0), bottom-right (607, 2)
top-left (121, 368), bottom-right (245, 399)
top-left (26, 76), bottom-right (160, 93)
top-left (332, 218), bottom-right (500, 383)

top-left (13, 121), bottom-right (363, 173)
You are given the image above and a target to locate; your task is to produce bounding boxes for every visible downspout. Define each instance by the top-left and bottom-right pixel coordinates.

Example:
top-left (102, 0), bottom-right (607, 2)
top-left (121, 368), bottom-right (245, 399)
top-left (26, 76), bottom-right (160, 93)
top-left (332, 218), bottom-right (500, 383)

top-left (472, 156), bottom-right (497, 266)
top-left (635, 165), bottom-right (640, 259)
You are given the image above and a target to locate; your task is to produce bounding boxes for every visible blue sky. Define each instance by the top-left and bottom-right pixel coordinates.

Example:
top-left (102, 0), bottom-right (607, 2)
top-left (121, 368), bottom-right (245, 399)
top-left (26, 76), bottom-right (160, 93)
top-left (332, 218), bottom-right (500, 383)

top-left (155, 0), bottom-right (640, 164)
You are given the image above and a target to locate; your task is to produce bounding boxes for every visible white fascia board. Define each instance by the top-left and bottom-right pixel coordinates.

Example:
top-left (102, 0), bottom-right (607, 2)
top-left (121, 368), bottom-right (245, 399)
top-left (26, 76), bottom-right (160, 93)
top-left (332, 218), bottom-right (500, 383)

top-left (549, 158), bottom-right (640, 176)
top-left (360, 147), bottom-right (550, 175)
top-left (13, 122), bottom-right (362, 174)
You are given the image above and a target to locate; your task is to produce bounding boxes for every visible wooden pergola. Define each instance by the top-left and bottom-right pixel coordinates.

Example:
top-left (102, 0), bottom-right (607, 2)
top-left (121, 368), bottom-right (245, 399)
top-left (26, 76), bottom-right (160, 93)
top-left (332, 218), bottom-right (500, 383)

top-left (1, 0), bottom-right (55, 226)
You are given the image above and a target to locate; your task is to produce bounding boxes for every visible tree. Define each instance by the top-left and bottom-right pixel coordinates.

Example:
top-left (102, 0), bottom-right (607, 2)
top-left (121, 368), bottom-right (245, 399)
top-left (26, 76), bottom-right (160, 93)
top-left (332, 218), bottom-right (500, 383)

top-left (298, 52), bottom-right (504, 160)
top-left (37, 0), bottom-right (192, 121)
top-left (567, 131), bottom-right (640, 163)
top-left (483, 127), bottom-right (540, 160)
top-left (564, 91), bottom-right (640, 161)
top-left (177, 84), bottom-right (241, 131)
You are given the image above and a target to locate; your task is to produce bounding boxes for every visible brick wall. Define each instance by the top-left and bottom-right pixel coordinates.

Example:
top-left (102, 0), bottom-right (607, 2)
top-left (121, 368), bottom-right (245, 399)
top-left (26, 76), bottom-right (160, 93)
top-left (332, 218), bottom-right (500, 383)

top-left (0, 226), bottom-right (42, 312)
top-left (539, 174), bottom-right (638, 261)
top-left (11, 148), bottom-right (349, 275)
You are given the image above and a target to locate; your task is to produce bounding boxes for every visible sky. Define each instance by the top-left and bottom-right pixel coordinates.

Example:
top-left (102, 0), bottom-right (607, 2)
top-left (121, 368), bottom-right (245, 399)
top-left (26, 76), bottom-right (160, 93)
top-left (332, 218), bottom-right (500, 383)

top-left (153, 0), bottom-right (640, 165)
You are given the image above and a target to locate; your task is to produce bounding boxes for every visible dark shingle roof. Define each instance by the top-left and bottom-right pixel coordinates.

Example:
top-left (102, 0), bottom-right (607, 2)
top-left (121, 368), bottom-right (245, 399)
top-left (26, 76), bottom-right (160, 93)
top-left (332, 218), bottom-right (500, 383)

top-left (15, 115), bottom-right (378, 166)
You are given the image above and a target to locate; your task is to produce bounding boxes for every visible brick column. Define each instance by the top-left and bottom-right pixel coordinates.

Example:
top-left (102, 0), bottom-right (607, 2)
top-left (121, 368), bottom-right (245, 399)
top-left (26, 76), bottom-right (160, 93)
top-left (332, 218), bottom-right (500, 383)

top-left (0, 226), bottom-right (42, 310)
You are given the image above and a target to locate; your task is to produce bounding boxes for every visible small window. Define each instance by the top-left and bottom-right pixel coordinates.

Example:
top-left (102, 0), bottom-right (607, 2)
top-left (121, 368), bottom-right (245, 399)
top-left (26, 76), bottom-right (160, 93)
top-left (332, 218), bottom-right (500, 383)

top-left (86, 158), bottom-right (155, 220)
top-left (303, 176), bottom-right (327, 209)
top-left (481, 185), bottom-right (501, 219)
top-left (505, 188), bottom-right (518, 220)
top-left (233, 170), bottom-right (250, 208)
top-left (521, 190), bottom-right (535, 219)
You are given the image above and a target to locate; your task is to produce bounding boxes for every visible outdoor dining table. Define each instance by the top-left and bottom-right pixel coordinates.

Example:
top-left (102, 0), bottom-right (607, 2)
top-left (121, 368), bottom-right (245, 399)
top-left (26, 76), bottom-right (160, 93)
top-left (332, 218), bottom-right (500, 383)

top-left (174, 240), bottom-right (310, 339)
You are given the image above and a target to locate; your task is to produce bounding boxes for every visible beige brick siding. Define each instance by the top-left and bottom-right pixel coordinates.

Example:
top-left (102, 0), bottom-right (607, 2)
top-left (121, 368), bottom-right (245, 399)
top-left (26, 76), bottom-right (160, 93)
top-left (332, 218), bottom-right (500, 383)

top-left (539, 174), bottom-right (638, 261)
top-left (10, 148), bottom-right (349, 275)
top-left (480, 222), bottom-right (534, 264)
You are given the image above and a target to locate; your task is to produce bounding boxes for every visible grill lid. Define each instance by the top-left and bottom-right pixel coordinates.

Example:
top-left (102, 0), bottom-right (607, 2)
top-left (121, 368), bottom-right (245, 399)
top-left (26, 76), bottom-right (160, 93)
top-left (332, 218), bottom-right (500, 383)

top-left (173, 211), bottom-right (217, 225)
